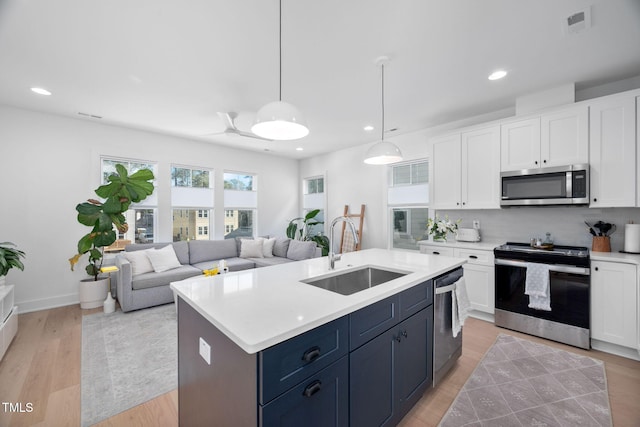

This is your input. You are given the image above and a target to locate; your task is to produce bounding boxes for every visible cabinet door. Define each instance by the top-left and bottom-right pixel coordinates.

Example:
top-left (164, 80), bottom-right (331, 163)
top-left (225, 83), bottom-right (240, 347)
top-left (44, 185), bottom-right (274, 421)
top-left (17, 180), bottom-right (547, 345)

top-left (396, 307), bottom-right (432, 418)
top-left (350, 327), bottom-right (396, 427)
top-left (637, 97), bottom-right (640, 207)
top-left (461, 125), bottom-right (501, 209)
top-left (461, 263), bottom-right (495, 314)
top-left (501, 118), bottom-right (541, 171)
top-left (590, 96), bottom-right (636, 207)
top-left (260, 356), bottom-right (349, 427)
top-left (541, 106), bottom-right (588, 167)
top-left (591, 261), bottom-right (638, 348)
top-left (431, 134), bottom-right (461, 209)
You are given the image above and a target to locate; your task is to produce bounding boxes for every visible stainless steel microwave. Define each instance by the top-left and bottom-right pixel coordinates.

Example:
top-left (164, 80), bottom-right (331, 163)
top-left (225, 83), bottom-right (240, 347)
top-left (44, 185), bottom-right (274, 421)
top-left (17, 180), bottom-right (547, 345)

top-left (500, 164), bottom-right (589, 206)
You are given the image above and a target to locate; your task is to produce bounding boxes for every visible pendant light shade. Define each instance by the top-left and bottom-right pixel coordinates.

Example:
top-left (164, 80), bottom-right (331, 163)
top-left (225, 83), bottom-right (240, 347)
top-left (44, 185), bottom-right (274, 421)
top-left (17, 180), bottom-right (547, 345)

top-left (252, 100), bottom-right (309, 140)
top-left (252, 0), bottom-right (309, 141)
top-left (363, 57), bottom-right (403, 165)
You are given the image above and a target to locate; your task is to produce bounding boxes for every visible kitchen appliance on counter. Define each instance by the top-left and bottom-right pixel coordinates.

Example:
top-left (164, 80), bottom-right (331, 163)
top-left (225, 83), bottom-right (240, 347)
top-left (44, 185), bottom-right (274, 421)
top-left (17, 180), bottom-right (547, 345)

top-left (433, 267), bottom-right (464, 386)
top-left (500, 164), bottom-right (589, 206)
top-left (455, 228), bottom-right (481, 242)
top-left (494, 242), bottom-right (591, 349)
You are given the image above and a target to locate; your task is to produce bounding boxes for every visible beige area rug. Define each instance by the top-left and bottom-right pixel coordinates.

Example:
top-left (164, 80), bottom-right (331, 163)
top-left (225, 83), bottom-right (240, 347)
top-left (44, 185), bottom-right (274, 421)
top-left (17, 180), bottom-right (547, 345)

top-left (439, 334), bottom-right (612, 427)
top-left (81, 304), bottom-right (177, 427)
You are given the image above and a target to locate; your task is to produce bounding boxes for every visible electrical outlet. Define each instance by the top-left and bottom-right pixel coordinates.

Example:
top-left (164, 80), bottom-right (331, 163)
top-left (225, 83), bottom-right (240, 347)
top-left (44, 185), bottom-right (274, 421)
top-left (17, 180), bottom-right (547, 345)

top-left (473, 220), bottom-right (480, 230)
top-left (199, 337), bottom-right (211, 365)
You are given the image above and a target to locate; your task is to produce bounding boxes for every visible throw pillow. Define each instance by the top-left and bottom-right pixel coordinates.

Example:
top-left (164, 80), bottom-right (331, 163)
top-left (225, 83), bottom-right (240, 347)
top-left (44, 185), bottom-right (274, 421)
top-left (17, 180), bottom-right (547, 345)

top-left (286, 239), bottom-right (317, 261)
top-left (273, 237), bottom-right (291, 258)
top-left (123, 249), bottom-right (155, 276)
top-left (257, 237), bottom-right (276, 258)
top-left (146, 244), bottom-right (182, 273)
top-left (240, 239), bottom-right (264, 258)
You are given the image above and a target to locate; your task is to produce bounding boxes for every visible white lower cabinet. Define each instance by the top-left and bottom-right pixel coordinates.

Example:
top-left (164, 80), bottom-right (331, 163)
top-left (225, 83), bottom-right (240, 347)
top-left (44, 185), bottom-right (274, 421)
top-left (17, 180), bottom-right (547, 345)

top-left (420, 245), bottom-right (495, 317)
top-left (591, 260), bottom-right (638, 350)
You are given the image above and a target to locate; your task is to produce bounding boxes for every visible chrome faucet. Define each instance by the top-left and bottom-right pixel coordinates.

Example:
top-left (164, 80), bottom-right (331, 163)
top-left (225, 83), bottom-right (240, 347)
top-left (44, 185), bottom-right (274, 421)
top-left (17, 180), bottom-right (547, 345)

top-left (328, 216), bottom-right (359, 270)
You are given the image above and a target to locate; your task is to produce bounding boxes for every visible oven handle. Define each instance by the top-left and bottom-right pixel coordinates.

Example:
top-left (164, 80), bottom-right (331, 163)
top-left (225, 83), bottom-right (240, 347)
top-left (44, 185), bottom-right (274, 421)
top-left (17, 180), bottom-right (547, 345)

top-left (435, 283), bottom-right (456, 295)
top-left (495, 258), bottom-right (590, 276)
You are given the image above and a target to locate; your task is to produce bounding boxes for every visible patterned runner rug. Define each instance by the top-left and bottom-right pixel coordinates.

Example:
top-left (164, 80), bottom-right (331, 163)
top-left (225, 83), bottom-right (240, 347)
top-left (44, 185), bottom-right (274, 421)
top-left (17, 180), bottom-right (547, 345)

top-left (81, 304), bottom-right (177, 426)
top-left (439, 334), bottom-right (612, 426)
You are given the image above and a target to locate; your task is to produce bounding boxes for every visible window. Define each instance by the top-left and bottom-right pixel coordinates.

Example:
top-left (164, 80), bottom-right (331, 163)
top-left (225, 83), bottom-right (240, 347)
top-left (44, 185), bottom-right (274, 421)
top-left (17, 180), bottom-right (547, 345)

top-left (171, 165), bottom-right (214, 241)
top-left (388, 160), bottom-right (429, 251)
top-left (303, 175), bottom-right (326, 237)
top-left (224, 171), bottom-right (257, 238)
top-left (101, 157), bottom-right (157, 244)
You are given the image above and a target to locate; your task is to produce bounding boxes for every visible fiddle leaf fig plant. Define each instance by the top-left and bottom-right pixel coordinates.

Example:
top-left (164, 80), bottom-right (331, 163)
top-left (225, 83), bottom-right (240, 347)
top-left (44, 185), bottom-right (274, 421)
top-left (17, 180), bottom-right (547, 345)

top-left (69, 164), bottom-right (155, 280)
top-left (286, 209), bottom-right (330, 256)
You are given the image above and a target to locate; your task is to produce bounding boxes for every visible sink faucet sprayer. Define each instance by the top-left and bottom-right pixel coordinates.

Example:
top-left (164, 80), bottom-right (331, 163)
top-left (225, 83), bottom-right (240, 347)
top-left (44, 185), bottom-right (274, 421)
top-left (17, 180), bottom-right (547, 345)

top-left (328, 216), bottom-right (359, 270)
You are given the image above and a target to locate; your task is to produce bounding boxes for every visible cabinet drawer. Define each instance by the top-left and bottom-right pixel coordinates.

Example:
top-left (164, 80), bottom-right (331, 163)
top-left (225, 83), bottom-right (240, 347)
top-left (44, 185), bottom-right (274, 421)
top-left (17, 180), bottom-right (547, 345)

top-left (260, 316), bottom-right (349, 404)
top-left (420, 246), bottom-right (455, 257)
top-left (350, 295), bottom-right (399, 351)
top-left (399, 280), bottom-right (433, 321)
top-left (1, 285), bottom-right (14, 323)
top-left (1, 306), bottom-right (17, 361)
top-left (454, 248), bottom-right (494, 266)
top-left (260, 355), bottom-right (349, 427)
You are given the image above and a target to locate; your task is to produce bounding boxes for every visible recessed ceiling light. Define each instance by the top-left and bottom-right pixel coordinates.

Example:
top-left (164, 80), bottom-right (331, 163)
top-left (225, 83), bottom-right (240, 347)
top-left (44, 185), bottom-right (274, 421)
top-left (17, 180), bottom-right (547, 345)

top-left (30, 87), bottom-right (52, 96)
top-left (296, 147), bottom-right (304, 151)
top-left (488, 70), bottom-right (507, 81)
top-left (364, 125), bottom-right (374, 132)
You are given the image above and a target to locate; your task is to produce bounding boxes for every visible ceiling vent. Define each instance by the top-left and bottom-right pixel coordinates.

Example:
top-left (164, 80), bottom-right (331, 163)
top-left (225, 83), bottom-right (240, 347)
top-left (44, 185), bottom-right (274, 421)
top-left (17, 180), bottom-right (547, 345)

top-left (564, 8), bottom-right (591, 35)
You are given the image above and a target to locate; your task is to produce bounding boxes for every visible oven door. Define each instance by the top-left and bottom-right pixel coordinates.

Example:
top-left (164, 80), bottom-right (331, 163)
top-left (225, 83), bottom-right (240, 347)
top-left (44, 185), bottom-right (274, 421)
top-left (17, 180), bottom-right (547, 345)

top-left (494, 259), bottom-right (590, 329)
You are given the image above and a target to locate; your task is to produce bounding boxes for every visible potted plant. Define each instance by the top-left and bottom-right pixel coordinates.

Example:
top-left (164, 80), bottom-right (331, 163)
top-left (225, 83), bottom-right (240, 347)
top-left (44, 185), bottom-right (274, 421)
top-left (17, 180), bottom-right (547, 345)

top-left (286, 209), bottom-right (330, 256)
top-left (0, 242), bottom-right (26, 286)
top-left (426, 215), bottom-right (460, 242)
top-left (69, 164), bottom-right (154, 308)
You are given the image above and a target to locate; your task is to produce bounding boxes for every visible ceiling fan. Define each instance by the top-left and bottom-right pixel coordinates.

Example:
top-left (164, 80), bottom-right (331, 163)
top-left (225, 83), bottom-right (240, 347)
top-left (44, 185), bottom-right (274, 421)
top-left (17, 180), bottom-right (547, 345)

top-left (204, 112), bottom-right (273, 141)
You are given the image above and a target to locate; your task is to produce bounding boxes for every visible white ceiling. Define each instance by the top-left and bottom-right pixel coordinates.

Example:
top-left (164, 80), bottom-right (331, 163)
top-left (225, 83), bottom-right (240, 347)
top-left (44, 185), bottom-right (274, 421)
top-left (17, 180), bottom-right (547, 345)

top-left (1, 0), bottom-right (639, 159)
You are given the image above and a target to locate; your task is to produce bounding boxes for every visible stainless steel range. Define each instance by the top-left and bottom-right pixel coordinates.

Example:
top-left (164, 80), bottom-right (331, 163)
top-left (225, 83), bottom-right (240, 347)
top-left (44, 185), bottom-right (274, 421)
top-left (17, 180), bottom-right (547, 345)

top-left (494, 242), bottom-right (591, 349)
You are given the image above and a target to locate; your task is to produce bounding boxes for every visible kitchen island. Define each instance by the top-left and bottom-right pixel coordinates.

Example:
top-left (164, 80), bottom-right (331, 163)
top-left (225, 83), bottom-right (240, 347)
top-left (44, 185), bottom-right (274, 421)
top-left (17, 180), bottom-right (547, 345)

top-left (171, 248), bottom-right (465, 426)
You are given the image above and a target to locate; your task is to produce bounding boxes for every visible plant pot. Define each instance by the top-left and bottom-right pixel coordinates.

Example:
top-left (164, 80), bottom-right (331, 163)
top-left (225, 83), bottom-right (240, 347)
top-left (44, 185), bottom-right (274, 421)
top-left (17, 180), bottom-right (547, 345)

top-left (79, 277), bottom-right (109, 309)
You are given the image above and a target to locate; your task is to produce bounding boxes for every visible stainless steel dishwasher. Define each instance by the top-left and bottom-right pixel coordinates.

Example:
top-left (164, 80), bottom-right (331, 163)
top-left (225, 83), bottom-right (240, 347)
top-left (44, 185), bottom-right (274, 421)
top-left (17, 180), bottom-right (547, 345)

top-left (433, 267), bottom-right (463, 386)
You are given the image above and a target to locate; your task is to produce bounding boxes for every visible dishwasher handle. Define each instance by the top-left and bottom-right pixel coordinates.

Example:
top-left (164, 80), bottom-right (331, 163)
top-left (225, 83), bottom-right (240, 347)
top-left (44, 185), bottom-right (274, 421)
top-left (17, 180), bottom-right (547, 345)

top-left (435, 283), bottom-right (456, 295)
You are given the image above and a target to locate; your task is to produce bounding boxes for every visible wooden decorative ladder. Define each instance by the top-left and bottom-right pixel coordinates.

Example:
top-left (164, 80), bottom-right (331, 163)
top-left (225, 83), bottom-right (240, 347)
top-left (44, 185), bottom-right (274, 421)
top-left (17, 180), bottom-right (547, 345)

top-left (340, 204), bottom-right (365, 253)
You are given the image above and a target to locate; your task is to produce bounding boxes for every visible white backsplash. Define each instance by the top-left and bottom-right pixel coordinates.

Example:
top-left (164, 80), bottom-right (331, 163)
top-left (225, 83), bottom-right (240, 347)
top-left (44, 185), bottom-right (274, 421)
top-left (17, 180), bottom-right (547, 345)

top-left (438, 207), bottom-right (640, 252)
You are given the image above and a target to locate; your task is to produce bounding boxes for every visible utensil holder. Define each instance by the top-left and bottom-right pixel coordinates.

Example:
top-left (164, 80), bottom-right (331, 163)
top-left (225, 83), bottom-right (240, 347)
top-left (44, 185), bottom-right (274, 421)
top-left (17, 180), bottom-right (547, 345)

top-left (592, 236), bottom-right (611, 252)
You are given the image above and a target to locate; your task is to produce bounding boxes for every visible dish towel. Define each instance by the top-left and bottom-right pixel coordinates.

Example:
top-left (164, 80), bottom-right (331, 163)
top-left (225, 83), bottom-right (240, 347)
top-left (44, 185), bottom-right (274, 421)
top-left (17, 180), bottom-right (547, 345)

top-left (525, 262), bottom-right (551, 311)
top-left (452, 277), bottom-right (471, 338)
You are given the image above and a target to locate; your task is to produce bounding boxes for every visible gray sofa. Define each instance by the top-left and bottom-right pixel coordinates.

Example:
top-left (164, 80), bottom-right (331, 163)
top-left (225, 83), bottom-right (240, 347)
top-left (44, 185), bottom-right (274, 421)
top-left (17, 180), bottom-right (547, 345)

top-left (115, 237), bottom-right (320, 312)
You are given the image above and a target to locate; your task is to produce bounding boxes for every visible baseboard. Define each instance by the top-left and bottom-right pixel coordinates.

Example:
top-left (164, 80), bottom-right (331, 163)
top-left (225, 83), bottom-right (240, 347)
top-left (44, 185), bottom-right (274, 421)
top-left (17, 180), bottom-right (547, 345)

top-left (591, 339), bottom-right (640, 361)
top-left (468, 310), bottom-right (494, 323)
top-left (16, 293), bottom-right (79, 313)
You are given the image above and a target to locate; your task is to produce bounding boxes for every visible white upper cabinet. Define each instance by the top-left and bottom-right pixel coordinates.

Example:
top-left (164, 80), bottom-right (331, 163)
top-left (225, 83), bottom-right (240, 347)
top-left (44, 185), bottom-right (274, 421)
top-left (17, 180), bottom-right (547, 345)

top-left (431, 125), bottom-right (500, 209)
top-left (589, 95), bottom-right (636, 207)
top-left (500, 106), bottom-right (588, 172)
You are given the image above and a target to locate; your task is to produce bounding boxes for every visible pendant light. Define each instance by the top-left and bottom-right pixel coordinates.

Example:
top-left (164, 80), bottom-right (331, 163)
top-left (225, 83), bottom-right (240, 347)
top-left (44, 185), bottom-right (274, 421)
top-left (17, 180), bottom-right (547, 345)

top-left (252, 0), bottom-right (309, 141)
top-left (363, 57), bottom-right (403, 165)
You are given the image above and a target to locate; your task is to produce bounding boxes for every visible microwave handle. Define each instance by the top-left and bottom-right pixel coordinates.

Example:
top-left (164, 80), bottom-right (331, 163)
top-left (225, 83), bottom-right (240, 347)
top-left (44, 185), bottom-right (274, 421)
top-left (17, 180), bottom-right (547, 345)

top-left (495, 259), bottom-right (590, 276)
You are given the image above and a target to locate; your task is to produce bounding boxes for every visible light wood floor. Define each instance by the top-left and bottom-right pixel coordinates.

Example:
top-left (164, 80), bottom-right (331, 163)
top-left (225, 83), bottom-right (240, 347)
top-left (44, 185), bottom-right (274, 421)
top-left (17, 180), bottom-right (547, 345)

top-left (0, 305), bottom-right (638, 426)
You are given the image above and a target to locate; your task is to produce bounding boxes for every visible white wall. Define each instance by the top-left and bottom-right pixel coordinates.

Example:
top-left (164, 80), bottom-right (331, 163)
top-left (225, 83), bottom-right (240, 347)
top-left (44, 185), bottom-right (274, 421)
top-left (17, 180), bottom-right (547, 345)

top-left (0, 105), bottom-right (299, 312)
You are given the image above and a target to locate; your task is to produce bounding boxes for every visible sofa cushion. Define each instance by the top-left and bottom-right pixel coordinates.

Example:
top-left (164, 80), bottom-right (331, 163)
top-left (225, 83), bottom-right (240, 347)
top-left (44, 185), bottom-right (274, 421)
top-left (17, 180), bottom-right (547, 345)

top-left (287, 240), bottom-right (317, 261)
top-left (250, 257), bottom-right (293, 268)
top-left (123, 249), bottom-right (155, 275)
top-left (240, 239), bottom-right (264, 258)
top-left (131, 265), bottom-right (202, 290)
top-left (126, 241), bottom-right (190, 265)
top-left (189, 240), bottom-right (237, 264)
top-left (146, 244), bottom-right (182, 273)
top-left (273, 237), bottom-right (291, 258)
top-left (192, 257), bottom-right (256, 272)
top-left (257, 237), bottom-right (276, 257)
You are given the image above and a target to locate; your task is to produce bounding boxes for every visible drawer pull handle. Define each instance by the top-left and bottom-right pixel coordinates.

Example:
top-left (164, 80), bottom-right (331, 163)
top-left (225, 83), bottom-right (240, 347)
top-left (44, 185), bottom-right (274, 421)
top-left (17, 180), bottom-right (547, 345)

top-left (303, 380), bottom-right (322, 398)
top-left (469, 255), bottom-right (478, 259)
top-left (302, 346), bottom-right (321, 363)
top-left (433, 251), bottom-right (440, 255)
top-left (401, 330), bottom-right (408, 338)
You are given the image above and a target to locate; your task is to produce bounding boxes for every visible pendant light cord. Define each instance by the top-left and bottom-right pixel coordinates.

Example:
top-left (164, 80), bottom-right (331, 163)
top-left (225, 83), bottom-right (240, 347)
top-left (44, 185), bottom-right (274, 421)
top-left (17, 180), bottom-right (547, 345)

top-left (279, 0), bottom-right (282, 101)
top-left (381, 63), bottom-right (385, 141)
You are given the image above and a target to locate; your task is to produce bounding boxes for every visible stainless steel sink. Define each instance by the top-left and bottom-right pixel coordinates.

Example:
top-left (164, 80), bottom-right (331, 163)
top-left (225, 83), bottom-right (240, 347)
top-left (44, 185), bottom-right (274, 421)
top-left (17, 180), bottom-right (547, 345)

top-left (301, 266), bottom-right (409, 295)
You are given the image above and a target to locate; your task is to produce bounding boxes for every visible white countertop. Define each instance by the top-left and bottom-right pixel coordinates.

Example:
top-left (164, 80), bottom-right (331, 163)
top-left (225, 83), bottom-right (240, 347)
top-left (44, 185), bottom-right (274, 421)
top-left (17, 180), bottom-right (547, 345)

top-left (591, 250), bottom-right (640, 265)
top-left (417, 239), bottom-right (502, 251)
top-left (171, 248), bottom-right (465, 354)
